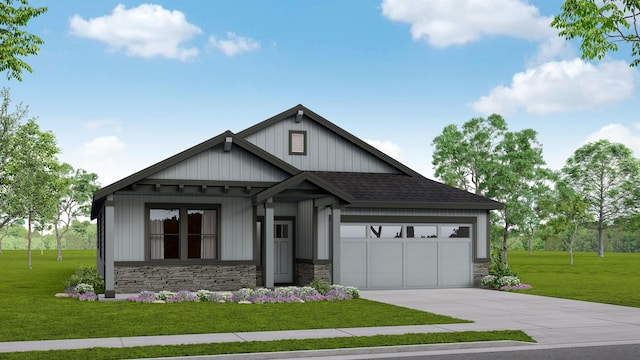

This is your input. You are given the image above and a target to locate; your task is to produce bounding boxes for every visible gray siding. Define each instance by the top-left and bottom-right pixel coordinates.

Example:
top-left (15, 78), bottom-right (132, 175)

top-left (148, 143), bottom-right (290, 182)
top-left (243, 116), bottom-right (400, 173)
top-left (342, 208), bottom-right (481, 217)
top-left (113, 194), bottom-right (254, 261)
top-left (296, 200), bottom-right (313, 259)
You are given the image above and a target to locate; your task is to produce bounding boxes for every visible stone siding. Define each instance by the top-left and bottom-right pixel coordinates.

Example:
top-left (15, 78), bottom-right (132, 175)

top-left (296, 262), bottom-right (332, 286)
top-left (114, 264), bottom-right (256, 293)
top-left (473, 261), bottom-right (490, 287)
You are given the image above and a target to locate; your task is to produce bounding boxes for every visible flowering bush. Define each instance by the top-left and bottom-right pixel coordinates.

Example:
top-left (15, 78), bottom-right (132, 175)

top-left (73, 283), bottom-right (95, 294)
top-left (481, 274), bottom-right (531, 292)
top-left (126, 285), bottom-right (360, 304)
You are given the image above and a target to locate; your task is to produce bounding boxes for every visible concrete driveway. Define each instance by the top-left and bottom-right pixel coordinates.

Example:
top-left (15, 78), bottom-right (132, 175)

top-left (361, 288), bottom-right (640, 346)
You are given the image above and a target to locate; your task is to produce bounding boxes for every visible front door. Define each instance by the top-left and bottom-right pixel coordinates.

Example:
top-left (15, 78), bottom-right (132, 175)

top-left (274, 220), bottom-right (293, 283)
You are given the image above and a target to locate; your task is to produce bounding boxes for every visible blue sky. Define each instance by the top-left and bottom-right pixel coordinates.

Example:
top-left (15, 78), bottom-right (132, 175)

top-left (9, 0), bottom-right (640, 187)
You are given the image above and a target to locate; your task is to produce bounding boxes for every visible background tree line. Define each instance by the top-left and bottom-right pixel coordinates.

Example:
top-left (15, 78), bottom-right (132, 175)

top-left (432, 115), bottom-right (640, 266)
top-left (0, 88), bottom-right (100, 268)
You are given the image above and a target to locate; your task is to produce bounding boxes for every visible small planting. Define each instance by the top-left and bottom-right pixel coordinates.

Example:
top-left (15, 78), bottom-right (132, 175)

top-left (63, 265), bottom-right (104, 294)
top-left (126, 285), bottom-right (360, 304)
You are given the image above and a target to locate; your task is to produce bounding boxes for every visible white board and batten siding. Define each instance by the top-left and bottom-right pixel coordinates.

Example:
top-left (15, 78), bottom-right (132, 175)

top-left (243, 117), bottom-right (400, 173)
top-left (113, 195), bottom-right (254, 262)
top-left (148, 143), bottom-right (290, 182)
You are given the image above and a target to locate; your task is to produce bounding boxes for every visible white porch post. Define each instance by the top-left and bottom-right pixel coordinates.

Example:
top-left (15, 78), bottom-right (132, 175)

top-left (264, 199), bottom-right (275, 288)
top-left (104, 195), bottom-right (116, 298)
top-left (331, 205), bottom-right (341, 285)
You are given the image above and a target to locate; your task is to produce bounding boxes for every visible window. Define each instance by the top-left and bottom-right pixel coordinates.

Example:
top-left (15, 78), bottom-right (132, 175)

top-left (442, 225), bottom-right (470, 238)
top-left (341, 225), bottom-right (366, 238)
top-left (369, 225), bottom-right (403, 238)
top-left (149, 206), bottom-right (218, 260)
top-left (289, 130), bottom-right (306, 155)
top-left (407, 225), bottom-right (437, 238)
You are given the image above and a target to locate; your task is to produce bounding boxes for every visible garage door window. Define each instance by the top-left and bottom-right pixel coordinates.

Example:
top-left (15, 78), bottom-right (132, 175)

top-left (407, 225), bottom-right (437, 238)
top-left (442, 225), bottom-right (470, 238)
top-left (369, 225), bottom-right (402, 238)
top-left (341, 225), bottom-right (366, 238)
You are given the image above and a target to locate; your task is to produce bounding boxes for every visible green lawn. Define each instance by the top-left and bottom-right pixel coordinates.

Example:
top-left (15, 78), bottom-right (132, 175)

top-left (509, 250), bottom-right (640, 308)
top-left (3, 331), bottom-right (534, 360)
top-left (0, 250), bottom-right (468, 342)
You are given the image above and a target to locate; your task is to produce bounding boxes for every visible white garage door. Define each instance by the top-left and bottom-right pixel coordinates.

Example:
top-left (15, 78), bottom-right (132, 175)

top-left (339, 223), bottom-right (472, 289)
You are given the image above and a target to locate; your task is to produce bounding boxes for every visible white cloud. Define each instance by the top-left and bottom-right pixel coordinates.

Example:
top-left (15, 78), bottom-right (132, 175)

top-left (69, 4), bottom-right (201, 61)
top-left (83, 120), bottom-right (122, 132)
top-left (209, 32), bottom-right (260, 56)
top-left (83, 135), bottom-right (125, 157)
top-left (364, 138), bottom-right (402, 160)
top-left (381, 0), bottom-right (554, 48)
top-left (584, 123), bottom-right (640, 155)
top-left (472, 59), bottom-right (636, 114)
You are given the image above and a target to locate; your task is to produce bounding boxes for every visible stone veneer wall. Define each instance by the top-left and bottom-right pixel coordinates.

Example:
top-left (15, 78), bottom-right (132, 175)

top-left (114, 264), bottom-right (256, 293)
top-left (473, 261), bottom-right (490, 287)
top-left (295, 262), bottom-right (332, 286)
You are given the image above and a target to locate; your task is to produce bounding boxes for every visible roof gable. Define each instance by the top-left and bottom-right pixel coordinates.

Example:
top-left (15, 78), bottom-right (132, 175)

top-left (238, 105), bottom-right (424, 178)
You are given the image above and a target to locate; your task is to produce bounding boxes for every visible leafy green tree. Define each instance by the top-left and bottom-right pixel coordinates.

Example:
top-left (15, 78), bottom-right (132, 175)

top-left (562, 140), bottom-right (640, 257)
top-left (546, 181), bottom-right (592, 265)
top-left (432, 115), bottom-right (550, 265)
top-left (552, 0), bottom-right (640, 66)
top-left (0, 87), bottom-right (28, 232)
top-left (5, 119), bottom-right (60, 269)
top-left (51, 164), bottom-right (99, 260)
top-left (518, 180), bottom-right (553, 256)
top-left (0, 0), bottom-right (48, 80)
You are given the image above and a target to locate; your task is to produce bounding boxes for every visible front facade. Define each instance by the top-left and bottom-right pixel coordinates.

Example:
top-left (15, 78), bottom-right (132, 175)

top-left (91, 105), bottom-right (502, 297)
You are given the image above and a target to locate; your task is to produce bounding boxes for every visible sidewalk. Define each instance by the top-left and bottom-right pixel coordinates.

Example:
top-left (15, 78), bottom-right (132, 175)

top-left (3, 289), bottom-right (640, 356)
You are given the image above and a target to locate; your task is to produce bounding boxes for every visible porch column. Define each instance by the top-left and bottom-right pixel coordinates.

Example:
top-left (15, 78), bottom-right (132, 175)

top-left (264, 199), bottom-right (275, 288)
top-left (104, 195), bottom-right (116, 298)
top-left (331, 205), bottom-right (341, 285)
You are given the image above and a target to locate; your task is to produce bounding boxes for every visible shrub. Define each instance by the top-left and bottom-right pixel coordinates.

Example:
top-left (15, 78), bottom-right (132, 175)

top-left (307, 279), bottom-right (331, 295)
top-left (73, 283), bottom-right (94, 294)
top-left (63, 265), bottom-right (104, 294)
top-left (489, 249), bottom-right (518, 278)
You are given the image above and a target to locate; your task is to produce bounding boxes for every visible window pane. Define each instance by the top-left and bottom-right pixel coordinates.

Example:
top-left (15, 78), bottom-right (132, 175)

top-left (188, 209), bottom-right (216, 259)
top-left (407, 225), bottom-right (437, 238)
top-left (369, 225), bottom-right (403, 238)
top-left (341, 225), bottom-right (366, 238)
top-left (291, 133), bottom-right (305, 153)
top-left (442, 225), bottom-right (471, 238)
top-left (149, 209), bottom-right (179, 259)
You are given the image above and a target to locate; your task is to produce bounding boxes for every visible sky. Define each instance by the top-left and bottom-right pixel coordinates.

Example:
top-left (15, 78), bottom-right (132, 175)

top-left (8, 0), bottom-right (640, 188)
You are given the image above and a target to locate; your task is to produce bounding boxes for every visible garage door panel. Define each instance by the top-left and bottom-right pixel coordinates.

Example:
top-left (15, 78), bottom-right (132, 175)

top-left (340, 242), bottom-right (367, 288)
top-left (441, 242), bottom-right (472, 287)
top-left (406, 242), bottom-right (438, 287)
top-left (369, 242), bottom-right (403, 288)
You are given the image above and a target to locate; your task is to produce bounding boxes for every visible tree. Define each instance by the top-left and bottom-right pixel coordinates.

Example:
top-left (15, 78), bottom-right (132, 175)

top-left (0, 87), bottom-right (28, 232)
top-left (51, 164), bottom-right (99, 260)
top-left (562, 140), bottom-right (640, 257)
top-left (0, 0), bottom-right (48, 80)
top-left (546, 181), bottom-right (592, 265)
top-left (432, 114), bottom-right (506, 195)
top-left (432, 115), bottom-right (550, 265)
top-left (518, 180), bottom-right (553, 256)
top-left (5, 119), bottom-right (60, 269)
top-left (552, 0), bottom-right (640, 66)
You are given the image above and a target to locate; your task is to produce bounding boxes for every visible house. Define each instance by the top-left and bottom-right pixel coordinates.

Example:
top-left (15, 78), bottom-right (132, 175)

top-left (91, 105), bottom-right (502, 298)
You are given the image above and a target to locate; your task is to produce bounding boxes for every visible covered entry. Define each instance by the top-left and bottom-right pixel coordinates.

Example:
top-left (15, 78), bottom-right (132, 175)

top-left (339, 223), bottom-right (473, 289)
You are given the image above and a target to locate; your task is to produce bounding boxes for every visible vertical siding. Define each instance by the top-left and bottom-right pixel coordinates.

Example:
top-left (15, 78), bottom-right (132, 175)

top-left (476, 211), bottom-right (488, 259)
top-left (148, 144), bottom-right (289, 182)
top-left (243, 116), bottom-right (400, 173)
top-left (296, 200), bottom-right (313, 259)
top-left (113, 194), bottom-right (254, 261)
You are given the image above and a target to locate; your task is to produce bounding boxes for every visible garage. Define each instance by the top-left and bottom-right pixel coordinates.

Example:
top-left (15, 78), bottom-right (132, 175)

top-left (339, 223), bottom-right (473, 289)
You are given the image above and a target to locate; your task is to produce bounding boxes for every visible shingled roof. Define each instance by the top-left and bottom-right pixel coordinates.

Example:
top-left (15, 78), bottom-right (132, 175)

top-left (310, 171), bottom-right (502, 210)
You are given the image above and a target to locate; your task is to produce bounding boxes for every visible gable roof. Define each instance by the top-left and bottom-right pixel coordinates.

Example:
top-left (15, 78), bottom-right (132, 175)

top-left (237, 104), bottom-right (425, 179)
top-left (310, 171), bottom-right (503, 210)
top-left (90, 131), bottom-right (301, 218)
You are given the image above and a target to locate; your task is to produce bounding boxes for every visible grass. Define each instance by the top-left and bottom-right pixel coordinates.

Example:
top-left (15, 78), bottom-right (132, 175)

top-left (0, 250), bottom-right (468, 342)
top-left (509, 250), bottom-right (640, 308)
top-left (2, 331), bottom-right (535, 360)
